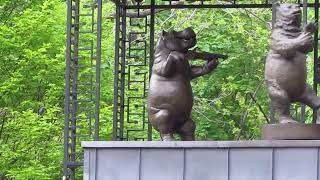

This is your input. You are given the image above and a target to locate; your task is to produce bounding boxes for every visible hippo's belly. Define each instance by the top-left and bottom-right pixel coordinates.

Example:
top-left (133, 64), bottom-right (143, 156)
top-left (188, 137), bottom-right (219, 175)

top-left (148, 74), bottom-right (193, 115)
top-left (265, 51), bottom-right (307, 97)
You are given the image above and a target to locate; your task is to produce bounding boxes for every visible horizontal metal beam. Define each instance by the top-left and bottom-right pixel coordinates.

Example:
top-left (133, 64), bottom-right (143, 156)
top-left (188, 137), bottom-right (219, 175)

top-left (123, 3), bottom-right (316, 9)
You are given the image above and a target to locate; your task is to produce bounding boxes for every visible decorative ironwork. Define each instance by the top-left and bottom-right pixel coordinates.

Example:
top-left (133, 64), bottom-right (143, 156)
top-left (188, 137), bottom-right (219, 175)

top-left (113, 2), bottom-right (154, 141)
top-left (63, 0), bottom-right (101, 179)
top-left (120, 0), bottom-right (318, 9)
top-left (314, 0), bottom-right (320, 123)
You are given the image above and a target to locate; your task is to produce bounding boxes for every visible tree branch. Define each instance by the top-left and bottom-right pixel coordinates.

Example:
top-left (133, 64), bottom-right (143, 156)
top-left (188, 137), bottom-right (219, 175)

top-left (0, 110), bottom-right (7, 140)
top-left (236, 80), bottom-right (264, 140)
top-left (249, 93), bottom-right (270, 123)
top-left (242, 9), bottom-right (271, 29)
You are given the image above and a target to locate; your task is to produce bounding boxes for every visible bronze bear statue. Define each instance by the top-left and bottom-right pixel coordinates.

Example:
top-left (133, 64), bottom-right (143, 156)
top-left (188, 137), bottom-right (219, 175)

top-left (265, 3), bottom-right (320, 124)
top-left (147, 28), bottom-right (228, 141)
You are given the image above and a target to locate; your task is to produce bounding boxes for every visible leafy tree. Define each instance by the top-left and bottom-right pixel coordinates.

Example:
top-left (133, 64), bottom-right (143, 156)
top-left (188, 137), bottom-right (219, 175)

top-left (0, 0), bottom-right (66, 179)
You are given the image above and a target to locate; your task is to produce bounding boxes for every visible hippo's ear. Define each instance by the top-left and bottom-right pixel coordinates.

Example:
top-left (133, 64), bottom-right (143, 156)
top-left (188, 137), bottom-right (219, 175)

top-left (274, 3), bottom-right (280, 10)
top-left (162, 30), bottom-right (168, 36)
top-left (161, 30), bottom-right (168, 41)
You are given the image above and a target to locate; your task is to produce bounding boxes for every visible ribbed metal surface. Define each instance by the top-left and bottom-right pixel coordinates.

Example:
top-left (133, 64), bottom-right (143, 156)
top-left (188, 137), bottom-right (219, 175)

top-left (82, 141), bottom-right (320, 180)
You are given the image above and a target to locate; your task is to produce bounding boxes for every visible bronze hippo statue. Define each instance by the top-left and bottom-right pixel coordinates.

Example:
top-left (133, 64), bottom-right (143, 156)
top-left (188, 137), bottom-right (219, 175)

top-left (147, 28), bottom-right (228, 141)
top-left (265, 3), bottom-right (320, 124)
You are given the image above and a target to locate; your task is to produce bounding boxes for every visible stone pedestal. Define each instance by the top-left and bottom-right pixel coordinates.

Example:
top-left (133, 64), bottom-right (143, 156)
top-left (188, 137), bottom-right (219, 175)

top-left (261, 123), bottom-right (320, 140)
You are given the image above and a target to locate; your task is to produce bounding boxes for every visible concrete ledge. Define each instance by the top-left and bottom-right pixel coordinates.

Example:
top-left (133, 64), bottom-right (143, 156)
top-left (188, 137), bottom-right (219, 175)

top-left (82, 140), bottom-right (320, 148)
top-left (82, 140), bottom-right (320, 180)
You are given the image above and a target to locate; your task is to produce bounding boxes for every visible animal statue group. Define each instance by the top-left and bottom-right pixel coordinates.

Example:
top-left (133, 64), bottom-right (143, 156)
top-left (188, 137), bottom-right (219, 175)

top-left (148, 3), bottom-right (320, 141)
top-left (265, 3), bottom-right (320, 124)
top-left (147, 28), bottom-right (227, 141)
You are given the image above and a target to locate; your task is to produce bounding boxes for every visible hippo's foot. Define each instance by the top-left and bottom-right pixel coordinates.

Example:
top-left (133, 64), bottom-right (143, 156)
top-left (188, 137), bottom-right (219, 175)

top-left (177, 119), bottom-right (196, 141)
top-left (180, 135), bottom-right (195, 141)
top-left (279, 117), bottom-right (298, 124)
top-left (161, 133), bottom-right (174, 141)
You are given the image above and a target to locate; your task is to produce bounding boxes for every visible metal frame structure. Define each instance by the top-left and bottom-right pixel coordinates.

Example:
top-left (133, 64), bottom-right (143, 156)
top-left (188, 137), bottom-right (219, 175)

top-left (112, 0), bottom-right (320, 140)
top-left (64, 0), bottom-right (320, 179)
top-left (64, 0), bottom-right (102, 179)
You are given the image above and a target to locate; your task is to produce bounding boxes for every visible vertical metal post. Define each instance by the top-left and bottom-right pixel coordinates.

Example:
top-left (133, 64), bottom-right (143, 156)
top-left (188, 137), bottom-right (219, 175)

top-left (113, 5), bottom-right (120, 141)
top-left (301, 0), bottom-right (308, 123)
top-left (119, 7), bottom-right (126, 140)
top-left (313, 0), bottom-right (319, 123)
top-left (271, 2), bottom-right (277, 29)
top-left (95, 0), bottom-right (102, 141)
top-left (270, 2), bottom-right (277, 124)
top-left (63, 0), bottom-right (72, 178)
top-left (70, 0), bottom-right (80, 178)
top-left (303, 0), bottom-right (307, 26)
top-left (148, 0), bottom-right (155, 141)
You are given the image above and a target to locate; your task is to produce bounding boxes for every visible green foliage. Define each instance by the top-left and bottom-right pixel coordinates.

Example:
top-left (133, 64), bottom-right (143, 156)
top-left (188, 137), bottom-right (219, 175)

top-left (0, 0), bottom-right (65, 178)
top-left (0, 0), bottom-right (47, 25)
top-left (1, 109), bottom-right (63, 179)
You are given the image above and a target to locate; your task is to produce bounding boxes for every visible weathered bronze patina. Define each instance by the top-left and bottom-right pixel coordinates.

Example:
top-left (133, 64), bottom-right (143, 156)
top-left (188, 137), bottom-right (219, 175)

top-left (148, 28), bottom-right (227, 141)
top-left (265, 3), bottom-right (320, 124)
